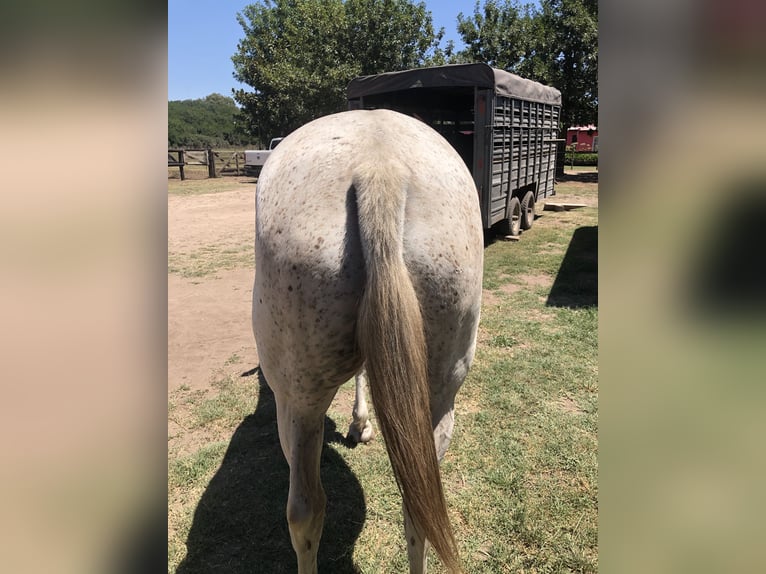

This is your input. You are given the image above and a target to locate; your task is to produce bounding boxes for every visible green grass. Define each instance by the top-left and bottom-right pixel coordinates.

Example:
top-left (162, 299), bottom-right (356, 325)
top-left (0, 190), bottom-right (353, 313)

top-left (168, 180), bottom-right (598, 573)
top-left (169, 442), bottom-right (229, 490)
top-left (168, 242), bottom-right (253, 278)
top-left (564, 165), bottom-right (598, 172)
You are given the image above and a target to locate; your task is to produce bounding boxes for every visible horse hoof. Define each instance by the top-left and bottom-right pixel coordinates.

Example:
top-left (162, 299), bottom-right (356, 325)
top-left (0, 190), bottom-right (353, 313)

top-left (359, 422), bottom-right (374, 443)
top-left (348, 421), bottom-right (374, 444)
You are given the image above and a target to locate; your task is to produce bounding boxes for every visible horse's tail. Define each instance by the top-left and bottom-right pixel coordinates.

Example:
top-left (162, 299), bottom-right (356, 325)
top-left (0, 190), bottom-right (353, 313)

top-left (353, 160), bottom-right (461, 574)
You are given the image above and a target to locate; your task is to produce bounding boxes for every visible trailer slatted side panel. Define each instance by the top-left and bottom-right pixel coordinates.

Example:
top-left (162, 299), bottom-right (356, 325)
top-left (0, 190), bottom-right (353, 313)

top-left (490, 97), bottom-right (512, 224)
top-left (540, 103), bottom-right (560, 198)
top-left (489, 96), bottom-right (560, 225)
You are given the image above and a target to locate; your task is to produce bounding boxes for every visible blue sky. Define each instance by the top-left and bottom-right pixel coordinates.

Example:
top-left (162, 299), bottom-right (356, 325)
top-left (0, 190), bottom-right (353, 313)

top-left (168, 0), bottom-right (482, 101)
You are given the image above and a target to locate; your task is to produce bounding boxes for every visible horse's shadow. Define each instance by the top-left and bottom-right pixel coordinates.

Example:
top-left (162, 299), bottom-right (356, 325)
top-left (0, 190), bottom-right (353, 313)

top-left (176, 367), bottom-right (364, 574)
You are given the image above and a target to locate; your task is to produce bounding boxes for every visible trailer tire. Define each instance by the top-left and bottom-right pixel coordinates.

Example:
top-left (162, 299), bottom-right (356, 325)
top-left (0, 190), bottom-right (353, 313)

top-left (505, 197), bottom-right (522, 236)
top-left (521, 191), bottom-right (536, 230)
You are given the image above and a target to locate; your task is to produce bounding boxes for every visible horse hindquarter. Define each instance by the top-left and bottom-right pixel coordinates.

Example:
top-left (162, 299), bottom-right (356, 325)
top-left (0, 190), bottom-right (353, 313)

top-left (253, 109), bottom-right (483, 574)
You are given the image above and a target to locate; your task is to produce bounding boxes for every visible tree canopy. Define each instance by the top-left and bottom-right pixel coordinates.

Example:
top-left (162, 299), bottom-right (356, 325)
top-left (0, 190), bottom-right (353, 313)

top-left (230, 0), bottom-right (597, 140)
top-left (455, 0), bottom-right (598, 130)
top-left (168, 93), bottom-right (248, 148)
top-left (231, 0), bottom-right (446, 143)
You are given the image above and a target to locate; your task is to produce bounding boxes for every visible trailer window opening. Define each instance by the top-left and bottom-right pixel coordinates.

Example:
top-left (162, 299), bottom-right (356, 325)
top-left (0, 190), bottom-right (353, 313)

top-left (355, 86), bottom-right (476, 171)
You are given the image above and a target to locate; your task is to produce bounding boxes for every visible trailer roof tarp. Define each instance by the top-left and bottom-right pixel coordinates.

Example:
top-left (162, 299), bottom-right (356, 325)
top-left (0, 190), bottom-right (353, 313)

top-left (347, 63), bottom-right (562, 106)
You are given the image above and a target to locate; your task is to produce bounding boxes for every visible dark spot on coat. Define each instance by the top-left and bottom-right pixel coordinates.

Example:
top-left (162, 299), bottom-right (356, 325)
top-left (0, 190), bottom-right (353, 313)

top-left (288, 285), bottom-right (293, 291)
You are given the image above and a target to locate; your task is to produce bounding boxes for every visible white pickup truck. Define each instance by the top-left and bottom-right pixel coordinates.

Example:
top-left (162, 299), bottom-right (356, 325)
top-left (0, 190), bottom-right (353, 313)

top-left (244, 137), bottom-right (284, 177)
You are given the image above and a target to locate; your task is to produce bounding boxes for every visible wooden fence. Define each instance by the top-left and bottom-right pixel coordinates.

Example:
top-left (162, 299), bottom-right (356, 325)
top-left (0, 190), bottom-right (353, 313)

top-left (168, 149), bottom-right (247, 180)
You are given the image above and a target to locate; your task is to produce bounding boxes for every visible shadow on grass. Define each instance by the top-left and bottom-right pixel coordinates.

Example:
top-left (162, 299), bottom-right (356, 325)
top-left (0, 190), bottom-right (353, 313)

top-left (686, 178), bottom-right (766, 316)
top-left (547, 225), bottom-right (598, 308)
top-left (176, 367), bottom-right (365, 574)
top-left (557, 171), bottom-right (599, 184)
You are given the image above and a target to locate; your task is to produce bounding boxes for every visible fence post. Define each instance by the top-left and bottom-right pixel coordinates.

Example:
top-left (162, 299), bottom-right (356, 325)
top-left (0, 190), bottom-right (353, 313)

top-left (235, 152), bottom-right (240, 175)
top-left (207, 148), bottom-right (216, 178)
top-left (179, 150), bottom-right (185, 181)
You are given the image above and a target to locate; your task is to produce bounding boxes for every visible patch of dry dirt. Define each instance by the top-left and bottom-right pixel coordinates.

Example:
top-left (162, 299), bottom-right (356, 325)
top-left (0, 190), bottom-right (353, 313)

top-left (168, 188), bottom-right (258, 395)
top-left (516, 273), bottom-right (553, 289)
top-left (484, 274), bottom-right (553, 306)
top-left (168, 189), bottom-right (255, 254)
top-left (481, 289), bottom-right (503, 308)
top-left (168, 269), bottom-right (258, 393)
top-left (553, 395), bottom-right (586, 415)
top-left (499, 282), bottom-right (524, 296)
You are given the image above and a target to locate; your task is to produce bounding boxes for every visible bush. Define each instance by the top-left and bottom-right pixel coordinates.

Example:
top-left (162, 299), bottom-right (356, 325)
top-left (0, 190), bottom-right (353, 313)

top-left (567, 152), bottom-right (598, 166)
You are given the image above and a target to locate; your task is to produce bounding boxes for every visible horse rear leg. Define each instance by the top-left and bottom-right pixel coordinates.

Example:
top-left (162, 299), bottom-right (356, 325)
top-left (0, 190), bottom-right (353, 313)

top-left (401, 408), bottom-right (458, 574)
top-left (403, 339), bottom-right (478, 573)
top-left (404, 503), bottom-right (430, 574)
top-left (275, 394), bottom-right (332, 574)
top-left (401, 405), bottom-right (463, 573)
top-left (347, 370), bottom-right (374, 444)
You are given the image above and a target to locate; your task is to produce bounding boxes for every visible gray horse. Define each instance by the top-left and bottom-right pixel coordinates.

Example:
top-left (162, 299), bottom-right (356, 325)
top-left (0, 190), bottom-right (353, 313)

top-left (253, 109), bottom-right (483, 573)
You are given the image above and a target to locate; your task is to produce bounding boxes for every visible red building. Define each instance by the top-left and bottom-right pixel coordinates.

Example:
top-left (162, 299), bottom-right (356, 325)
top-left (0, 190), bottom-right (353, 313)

top-left (566, 125), bottom-right (598, 152)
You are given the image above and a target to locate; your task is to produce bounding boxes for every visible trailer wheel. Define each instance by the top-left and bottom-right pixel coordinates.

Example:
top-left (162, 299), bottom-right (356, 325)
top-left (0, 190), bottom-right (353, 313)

top-left (521, 191), bottom-right (536, 230)
top-left (506, 197), bottom-right (522, 236)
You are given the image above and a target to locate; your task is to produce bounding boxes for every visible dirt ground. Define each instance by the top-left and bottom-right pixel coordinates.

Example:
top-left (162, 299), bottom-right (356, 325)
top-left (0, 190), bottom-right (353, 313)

top-left (168, 188), bottom-right (259, 394)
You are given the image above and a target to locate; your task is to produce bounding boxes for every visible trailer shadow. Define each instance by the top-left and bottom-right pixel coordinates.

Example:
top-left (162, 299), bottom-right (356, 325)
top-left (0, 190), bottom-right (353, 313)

top-left (547, 225), bottom-right (598, 308)
top-left (687, 178), bottom-right (766, 316)
top-left (176, 367), bottom-right (364, 574)
top-left (557, 171), bottom-right (598, 184)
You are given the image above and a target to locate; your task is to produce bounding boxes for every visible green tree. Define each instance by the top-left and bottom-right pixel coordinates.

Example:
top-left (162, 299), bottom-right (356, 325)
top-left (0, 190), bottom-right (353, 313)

top-left (343, 0), bottom-right (446, 74)
top-left (168, 93), bottom-right (247, 148)
top-left (455, 0), bottom-right (597, 132)
top-left (455, 0), bottom-right (534, 69)
top-left (536, 0), bottom-right (597, 130)
top-left (232, 0), bottom-right (446, 143)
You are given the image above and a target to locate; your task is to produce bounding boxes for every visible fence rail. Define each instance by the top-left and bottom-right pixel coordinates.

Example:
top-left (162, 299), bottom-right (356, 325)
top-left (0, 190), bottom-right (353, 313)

top-left (168, 149), bottom-right (248, 180)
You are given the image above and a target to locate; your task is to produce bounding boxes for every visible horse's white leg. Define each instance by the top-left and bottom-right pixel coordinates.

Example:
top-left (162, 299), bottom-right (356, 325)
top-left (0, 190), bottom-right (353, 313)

top-left (430, 335), bottom-right (478, 461)
top-left (403, 503), bottom-right (430, 574)
top-left (275, 395), bottom-right (329, 574)
top-left (433, 406), bottom-right (456, 461)
top-left (347, 370), bottom-right (374, 444)
top-left (400, 403), bottom-right (457, 574)
top-left (403, 335), bottom-right (478, 574)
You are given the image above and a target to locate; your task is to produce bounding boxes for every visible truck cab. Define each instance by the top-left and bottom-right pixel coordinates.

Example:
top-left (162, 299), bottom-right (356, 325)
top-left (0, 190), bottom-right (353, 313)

top-left (244, 137), bottom-right (284, 177)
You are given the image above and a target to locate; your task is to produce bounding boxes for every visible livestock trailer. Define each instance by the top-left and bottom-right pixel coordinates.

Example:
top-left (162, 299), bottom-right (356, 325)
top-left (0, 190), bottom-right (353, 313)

top-left (347, 63), bottom-right (562, 236)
